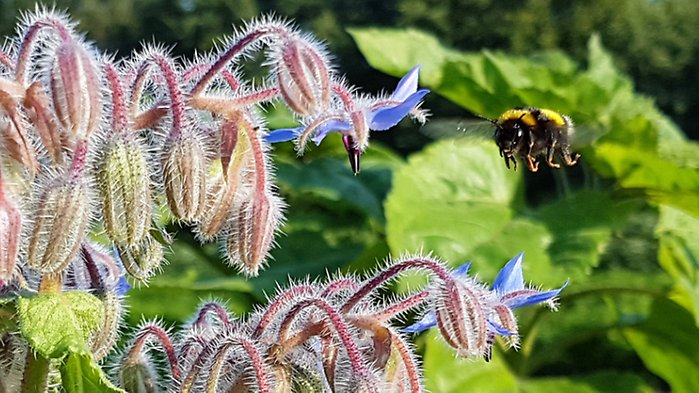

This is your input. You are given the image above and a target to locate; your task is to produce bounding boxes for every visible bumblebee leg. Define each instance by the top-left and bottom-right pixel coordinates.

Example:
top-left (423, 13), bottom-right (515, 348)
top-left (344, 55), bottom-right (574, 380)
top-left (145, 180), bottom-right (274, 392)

top-left (561, 146), bottom-right (580, 166)
top-left (526, 155), bottom-right (539, 172)
top-left (546, 143), bottom-right (561, 168)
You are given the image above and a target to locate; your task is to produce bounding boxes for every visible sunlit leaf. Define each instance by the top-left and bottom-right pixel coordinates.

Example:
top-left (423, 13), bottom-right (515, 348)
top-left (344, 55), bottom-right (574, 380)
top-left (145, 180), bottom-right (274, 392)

top-left (18, 292), bottom-right (103, 358)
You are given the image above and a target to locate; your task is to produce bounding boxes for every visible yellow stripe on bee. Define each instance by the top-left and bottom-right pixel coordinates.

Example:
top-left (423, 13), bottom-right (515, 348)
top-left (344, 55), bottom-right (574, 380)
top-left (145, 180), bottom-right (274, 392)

top-left (497, 109), bottom-right (537, 127)
top-left (539, 109), bottom-right (567, 126)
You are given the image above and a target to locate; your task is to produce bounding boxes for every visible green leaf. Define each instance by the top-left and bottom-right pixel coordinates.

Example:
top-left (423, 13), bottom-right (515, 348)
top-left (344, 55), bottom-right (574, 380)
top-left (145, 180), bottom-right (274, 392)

top-left (656, 204), bottom-right (699, 324)
top-left (60, 351), bottom-right (125, 393)
top-left (18, 291), bottom-right (103, 358)
top-left (386, 139), bottom-right (521, 265)
top-left (535, 190), bottom-right (641, 278)
top-left (347, 27), bottom-right (459, 86)
top-left (623, 299), bottom-right (699, 392)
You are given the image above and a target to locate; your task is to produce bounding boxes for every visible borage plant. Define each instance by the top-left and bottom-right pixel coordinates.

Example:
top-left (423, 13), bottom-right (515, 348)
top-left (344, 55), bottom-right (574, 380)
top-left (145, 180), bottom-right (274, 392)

top-left (0, 8), bottom-right (564, 392)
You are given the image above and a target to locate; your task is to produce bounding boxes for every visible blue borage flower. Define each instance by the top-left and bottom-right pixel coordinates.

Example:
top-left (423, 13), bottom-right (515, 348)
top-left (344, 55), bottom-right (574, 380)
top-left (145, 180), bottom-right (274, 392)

top-left (265, 65), bottom-right (429, 174)
top-left (404, 252), bottom-right (568, 335)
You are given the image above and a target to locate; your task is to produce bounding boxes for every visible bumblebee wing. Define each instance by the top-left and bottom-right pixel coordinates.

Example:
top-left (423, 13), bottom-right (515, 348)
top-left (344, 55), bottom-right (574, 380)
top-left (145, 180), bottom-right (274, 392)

top-left (421, 118), bottom-right (494, 141)
top-left (566, 123), bottom-right (608, 149)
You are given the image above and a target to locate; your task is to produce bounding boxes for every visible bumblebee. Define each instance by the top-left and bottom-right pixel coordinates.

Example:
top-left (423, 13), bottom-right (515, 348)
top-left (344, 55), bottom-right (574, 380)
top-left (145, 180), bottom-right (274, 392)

top-left (492, 107), bottom-right (580, 172)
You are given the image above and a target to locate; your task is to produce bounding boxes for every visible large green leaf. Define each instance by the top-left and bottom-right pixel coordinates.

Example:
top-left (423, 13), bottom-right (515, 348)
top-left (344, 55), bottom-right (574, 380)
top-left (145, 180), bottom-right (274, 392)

top-left (655, 204), bottom-right (699, 324)
top-left (60, 352), bottom-right (125, 393)
top-left (17, 292), bottom-right (103, 359)
top-left (385, 138), bottom-right (521, 266)
top-left (623, 299), bottom-right (699, 393)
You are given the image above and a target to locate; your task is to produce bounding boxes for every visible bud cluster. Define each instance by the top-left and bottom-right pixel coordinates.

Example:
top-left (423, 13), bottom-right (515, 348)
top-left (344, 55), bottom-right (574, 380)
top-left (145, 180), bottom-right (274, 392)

top-left (114, 253), bottom-right (565, 392)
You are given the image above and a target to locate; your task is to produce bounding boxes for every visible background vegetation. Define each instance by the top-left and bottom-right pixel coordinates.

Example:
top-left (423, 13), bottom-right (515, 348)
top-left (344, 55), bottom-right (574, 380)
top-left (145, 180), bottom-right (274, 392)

top-left (3, 1), bottom-right (698, 391)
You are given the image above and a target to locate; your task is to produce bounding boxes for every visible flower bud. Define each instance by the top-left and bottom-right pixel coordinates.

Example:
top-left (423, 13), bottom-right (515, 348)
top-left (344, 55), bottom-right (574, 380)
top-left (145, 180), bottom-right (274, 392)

top-left (118, 355), bottom-right (158, 393)
top-left (162, 132), bottom-right (208, 222)
top-left (27, 176), bottom-right (90, 274)
top-left (116, 234), bottom-right (164, 281)
top-left (196, 161), bottom-right (240, 241)
top-left (433, 278), bottom-right (490, 358)
top-left (97, 134), bottom-right (152, 246)
top-left (225, 191), bottom-right (283, 276)
top-left (0, 183), bottom-right (22, 284)
top-left (276, 38), bottom-right (331, 117)
top-left (50, 40), bottom-right (102, 142)
top-left (90, 292), bottom-right (123, 361)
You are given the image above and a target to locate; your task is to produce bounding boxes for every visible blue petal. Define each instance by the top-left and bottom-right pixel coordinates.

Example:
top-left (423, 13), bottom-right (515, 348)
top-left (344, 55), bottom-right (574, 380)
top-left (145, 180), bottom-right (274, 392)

top-left (311, 119), bottom-right (353, 145)
top-left (390, 65), bottom-right (421, 102)
top-left (264, 127), bottom-right (303, 143)
top-left (491, 252), bottom-right (525, 293)
top-left (402, 311), bottom-right (436, 333)
top-left (115, 275), bottom-right (131, 296)
top-left (505, 279), bottom-right (569, 309)
top-left (369, 89), bottom-right (429, 131)
top-left (452, 262), bottom-right (472, 277)
top-left (488, 320), bottom-right (514, 336)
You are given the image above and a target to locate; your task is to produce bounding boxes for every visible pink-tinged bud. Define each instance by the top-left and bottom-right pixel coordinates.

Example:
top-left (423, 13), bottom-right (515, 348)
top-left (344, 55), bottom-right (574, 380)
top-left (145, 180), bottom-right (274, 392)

top-left (97, 134), bottom-right (152, 246)
top-left (116, 234), bottom-right (164, 281)
top-left (0, 179), bottom-right (22, 284)
top-left (276, 38), bottom-right (331, 117)
top-left (27, 172), bottom-right (90, 274)
top-left (225, 191), bottom-right (283, 276)
top-left (23, 82), bottom-right (64, 165)
top-left (433, 278), bottom-right (491, 358)
top-left (50, 40), bottom-right (102, 143)
top-left (162, 132), bottom-right (208, 222)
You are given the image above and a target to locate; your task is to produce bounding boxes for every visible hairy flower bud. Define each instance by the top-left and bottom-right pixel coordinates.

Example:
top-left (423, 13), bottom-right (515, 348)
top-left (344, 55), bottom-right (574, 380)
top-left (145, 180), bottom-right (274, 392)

top-left (196, 161), bottom-right (241, 241)
top-left (118, 355), bottom-right (158, 393)
top-left (225, 191), bottom-right (283, 276)
top-left (433, 278), bottom-right (491, 358)
top-left (50, 40), bottom-right (102, 142)
top-left (162, 132), bottom-right (208, 222)
top-left (27, 174), bottom-right (90, 274)
top-left (90, 292), bottom-right (123, 360)
top-left (97, 134), bottom-right (152, 246)
top-left (116, 234), bottom-right (164, 281)
top-left (276, 38), bottom-right (331, 117)
top-left (0, 182), bottom-right (21, 284)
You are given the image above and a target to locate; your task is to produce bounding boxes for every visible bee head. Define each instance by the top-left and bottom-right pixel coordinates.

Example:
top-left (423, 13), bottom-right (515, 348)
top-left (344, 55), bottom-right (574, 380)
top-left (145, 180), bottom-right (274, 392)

top-left (494, 121), bottom-right (524, 156)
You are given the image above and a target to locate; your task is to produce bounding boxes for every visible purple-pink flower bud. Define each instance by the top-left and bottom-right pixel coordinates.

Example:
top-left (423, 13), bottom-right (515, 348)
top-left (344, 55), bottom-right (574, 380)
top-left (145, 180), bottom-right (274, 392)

top-left (276, 37), bottom-right (332, 117)
top-left (225, 191), bottom-right (283, 276)
top-left (433, 278), bottom-right (491, 358)
top-left (50, 40), bottom-right (102, 143)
